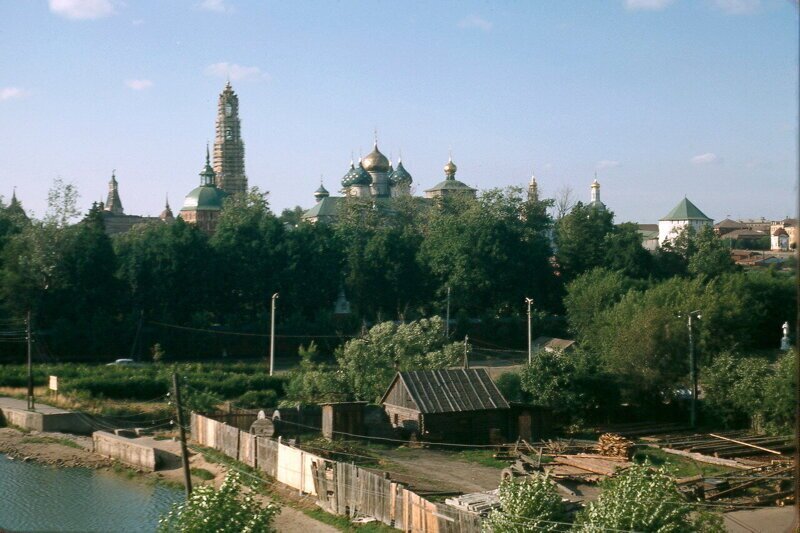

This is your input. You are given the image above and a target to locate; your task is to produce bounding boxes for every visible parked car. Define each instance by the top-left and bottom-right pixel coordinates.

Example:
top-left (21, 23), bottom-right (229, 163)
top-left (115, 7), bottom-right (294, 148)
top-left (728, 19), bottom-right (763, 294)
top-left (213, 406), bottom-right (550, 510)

top-left (106, 358), bottom-right (138, 366)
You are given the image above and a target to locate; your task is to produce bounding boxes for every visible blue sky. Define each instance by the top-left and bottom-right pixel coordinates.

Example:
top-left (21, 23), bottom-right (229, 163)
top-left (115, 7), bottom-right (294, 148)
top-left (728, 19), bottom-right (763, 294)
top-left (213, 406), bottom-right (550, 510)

top-left (1, 0), bottom-right (797, 223)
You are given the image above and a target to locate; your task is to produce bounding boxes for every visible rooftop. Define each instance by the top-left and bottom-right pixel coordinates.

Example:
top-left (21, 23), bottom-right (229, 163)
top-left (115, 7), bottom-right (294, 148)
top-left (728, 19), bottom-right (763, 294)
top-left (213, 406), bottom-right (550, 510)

top-left (381, 368), bottom-right (509, 414)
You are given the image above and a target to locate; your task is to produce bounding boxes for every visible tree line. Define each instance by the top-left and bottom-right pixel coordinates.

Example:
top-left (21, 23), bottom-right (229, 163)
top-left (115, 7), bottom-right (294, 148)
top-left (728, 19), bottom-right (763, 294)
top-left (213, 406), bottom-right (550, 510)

top-left (0, 180), bottom-right (792, 379)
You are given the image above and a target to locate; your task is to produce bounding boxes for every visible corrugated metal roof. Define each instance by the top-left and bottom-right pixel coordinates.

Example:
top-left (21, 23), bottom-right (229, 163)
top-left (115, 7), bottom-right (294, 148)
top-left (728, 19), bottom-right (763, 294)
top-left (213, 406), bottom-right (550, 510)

top-left (390, 369), bottom-right (509, 414)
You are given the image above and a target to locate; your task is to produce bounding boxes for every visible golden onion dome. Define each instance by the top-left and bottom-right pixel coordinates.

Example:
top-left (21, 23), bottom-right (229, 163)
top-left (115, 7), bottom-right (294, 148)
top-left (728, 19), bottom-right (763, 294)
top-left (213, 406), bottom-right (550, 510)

top-left (444, 157), bottom-right (457, 178)
top-left (362, 143), bottom-right (391, 173)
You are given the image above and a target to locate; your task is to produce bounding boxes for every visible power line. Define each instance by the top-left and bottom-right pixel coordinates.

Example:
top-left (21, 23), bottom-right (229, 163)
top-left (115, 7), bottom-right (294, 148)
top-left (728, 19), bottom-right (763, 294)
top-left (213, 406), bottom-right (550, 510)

top-left (149, 320), bottom-right (354, 339)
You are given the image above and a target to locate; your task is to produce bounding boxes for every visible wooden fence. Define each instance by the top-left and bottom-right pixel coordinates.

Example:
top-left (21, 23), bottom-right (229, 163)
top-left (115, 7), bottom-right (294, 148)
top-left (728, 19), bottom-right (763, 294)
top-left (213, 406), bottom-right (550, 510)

top-left (191, 412), bottom-right (482, 532)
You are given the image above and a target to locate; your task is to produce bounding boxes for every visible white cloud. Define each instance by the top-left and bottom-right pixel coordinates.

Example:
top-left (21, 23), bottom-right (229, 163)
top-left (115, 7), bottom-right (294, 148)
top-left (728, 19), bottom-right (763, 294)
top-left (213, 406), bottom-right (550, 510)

top-left (204, 62), bottom-right (266, 81)
top-left (596, 160), bottom-right (621, 170)
top-left (624, 0), bottom-right (674, 11)
top-left (0, 87), bottom-right (25, 101)
top-left (711, 0), bottom-right (760, 14)
top-left (691, 152), bottom-right (722, 165)
top-left (198, 0), bottom-right (233, 12)
top-left (457, 15), bottom-right (493, 32)
top-left (49, 0), bottom-right (115, 20)
top-left (131, 18), bottom-right (144, 25)
top-left (125, 79), bottom-right (153, 91)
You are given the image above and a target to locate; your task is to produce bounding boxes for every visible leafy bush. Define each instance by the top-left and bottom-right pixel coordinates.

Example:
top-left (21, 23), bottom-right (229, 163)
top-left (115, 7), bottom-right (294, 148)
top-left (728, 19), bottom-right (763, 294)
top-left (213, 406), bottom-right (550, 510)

top-left (574, 463), bottom-right (724, 532)
top-left (703, 351), bottom-right (795, 433)
top-left (494, 372), bottom-right (525, 403)
top-left (485, 475), bottom-right (566, 533)
top-left (158, 470), bottom-right (279, 532)
top-left (237, 390), bottom-right (278, 409)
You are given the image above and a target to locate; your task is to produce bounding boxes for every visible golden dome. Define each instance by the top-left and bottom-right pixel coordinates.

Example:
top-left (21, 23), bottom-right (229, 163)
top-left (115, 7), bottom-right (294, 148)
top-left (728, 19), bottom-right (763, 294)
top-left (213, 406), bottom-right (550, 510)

top-left (444, 157), bottom-right (457, 178)
top-left (362, 143), bottom-right (391, 173)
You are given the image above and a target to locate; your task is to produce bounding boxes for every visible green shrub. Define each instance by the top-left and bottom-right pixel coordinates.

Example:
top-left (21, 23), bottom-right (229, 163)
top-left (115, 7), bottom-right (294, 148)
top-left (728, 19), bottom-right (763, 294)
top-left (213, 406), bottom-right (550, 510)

top-left (236, 390), bottom-right (278, 409)
top-left (485, 475), bottom-right (566, 532)
top-left (574, 463), bottom-right (724, 532)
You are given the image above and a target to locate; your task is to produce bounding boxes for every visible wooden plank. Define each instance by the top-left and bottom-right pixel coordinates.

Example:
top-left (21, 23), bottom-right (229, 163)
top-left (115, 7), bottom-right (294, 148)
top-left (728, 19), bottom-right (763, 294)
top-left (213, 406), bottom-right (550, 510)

top-left (661, 447), bottom-right (749, 469)
top-left (554, 455), bottom-right (627, 476)
top-left (708, 433), bottom-right (783, 455)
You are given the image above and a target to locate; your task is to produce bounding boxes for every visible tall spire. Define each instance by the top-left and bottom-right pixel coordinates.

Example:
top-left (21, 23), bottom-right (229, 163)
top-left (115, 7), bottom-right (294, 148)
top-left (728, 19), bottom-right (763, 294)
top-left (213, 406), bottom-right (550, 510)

top-left (104, 170), bottom-right (124, 215)
top-left (200, 145), bottom-right (217, 186)
top-left (214, 81), bottom-right (247, 195)
top-left (528, 170), bottom-right (539, 202)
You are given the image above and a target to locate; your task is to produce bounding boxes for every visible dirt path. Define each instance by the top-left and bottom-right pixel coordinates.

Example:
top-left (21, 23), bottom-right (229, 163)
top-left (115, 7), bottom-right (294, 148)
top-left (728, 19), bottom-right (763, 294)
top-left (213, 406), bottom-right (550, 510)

top-left (382, 448), bottom-right (502, 493)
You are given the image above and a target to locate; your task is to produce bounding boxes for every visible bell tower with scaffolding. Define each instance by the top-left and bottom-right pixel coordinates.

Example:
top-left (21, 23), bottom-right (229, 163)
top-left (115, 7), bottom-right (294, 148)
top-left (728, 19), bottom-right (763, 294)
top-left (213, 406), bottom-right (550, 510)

top-left (213, 81), bottom-right (247, 195)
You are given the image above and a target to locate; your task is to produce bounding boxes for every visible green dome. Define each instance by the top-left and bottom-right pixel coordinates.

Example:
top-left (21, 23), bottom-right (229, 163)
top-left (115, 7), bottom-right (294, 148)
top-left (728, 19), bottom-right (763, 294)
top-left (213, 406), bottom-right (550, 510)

top-left (352, 161), bottom-right (372, 186)
top-left (389, 160), bottom-right (412, 186)
top-left (181, 185), bottom-right (229, 211)
top-left (341, 161), bottom-right (357, 188)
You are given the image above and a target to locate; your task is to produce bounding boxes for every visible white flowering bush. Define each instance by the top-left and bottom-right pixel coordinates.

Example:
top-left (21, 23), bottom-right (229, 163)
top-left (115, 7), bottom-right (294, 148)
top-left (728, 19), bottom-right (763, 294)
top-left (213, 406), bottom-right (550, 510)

top-left (574, 463), bottom-right (724, 532)
top-left (484, 475), bottom-right (566, 533)
top-left (158, 471), bottom-right (279, 533)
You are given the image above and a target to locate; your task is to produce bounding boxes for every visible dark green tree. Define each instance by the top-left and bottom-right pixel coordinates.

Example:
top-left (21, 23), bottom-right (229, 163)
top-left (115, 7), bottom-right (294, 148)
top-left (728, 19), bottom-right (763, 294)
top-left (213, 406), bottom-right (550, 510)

top-left (210, 188), bottom-right (286, 325)
top-left (603, 222), bottom-right (653, 278)
top-left (554, 202), bottom-right (614, 282)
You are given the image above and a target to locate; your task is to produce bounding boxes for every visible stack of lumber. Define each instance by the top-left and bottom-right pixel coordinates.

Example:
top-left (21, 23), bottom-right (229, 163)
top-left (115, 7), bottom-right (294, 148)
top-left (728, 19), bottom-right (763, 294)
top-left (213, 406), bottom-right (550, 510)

top-left (596, 433), bottom-right (634, 459)
top-left (445, 490), bottom-right (500, 515)
top-left (544, 453), bottom-right (632, 483)
top-left (656, 432), bottom-right (795, 462)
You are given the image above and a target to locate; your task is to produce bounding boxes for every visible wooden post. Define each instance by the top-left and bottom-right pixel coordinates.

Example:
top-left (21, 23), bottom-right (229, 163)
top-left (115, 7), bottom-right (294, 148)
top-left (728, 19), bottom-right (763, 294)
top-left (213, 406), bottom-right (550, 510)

top-left (26, 310), bottom-right (34, 411)
top-left (172, 372), bottom-right (193, 498)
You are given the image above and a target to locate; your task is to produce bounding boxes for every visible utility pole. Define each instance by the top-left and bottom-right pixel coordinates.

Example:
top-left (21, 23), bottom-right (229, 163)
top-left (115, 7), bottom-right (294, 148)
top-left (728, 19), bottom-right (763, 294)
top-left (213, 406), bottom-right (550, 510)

top-left (26, 310), bottom-right (34, 411)
top-left (445, 286), bottom-right (451, 339)
top-left (525, 298), bottom-right (533, 365)
top-left (463, 335), bottom-right (469, 370)
top-left (172, 372), bottom-right (192, 498)
top-left (684, 310), bottom-right (701, 429)
top-left (270, 293), bottom-right (279, 376)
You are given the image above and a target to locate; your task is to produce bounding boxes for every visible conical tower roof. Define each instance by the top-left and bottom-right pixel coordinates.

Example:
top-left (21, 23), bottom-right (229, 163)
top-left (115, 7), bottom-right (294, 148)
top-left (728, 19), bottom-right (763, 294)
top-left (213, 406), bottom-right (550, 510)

top-left (660, 197), bottom-right (711, 221)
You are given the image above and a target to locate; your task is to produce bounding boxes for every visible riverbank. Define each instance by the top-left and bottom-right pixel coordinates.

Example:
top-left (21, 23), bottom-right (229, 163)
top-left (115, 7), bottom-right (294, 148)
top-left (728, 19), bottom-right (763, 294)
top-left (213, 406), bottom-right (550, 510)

top-left (0, 427), bottom-right (110, 468)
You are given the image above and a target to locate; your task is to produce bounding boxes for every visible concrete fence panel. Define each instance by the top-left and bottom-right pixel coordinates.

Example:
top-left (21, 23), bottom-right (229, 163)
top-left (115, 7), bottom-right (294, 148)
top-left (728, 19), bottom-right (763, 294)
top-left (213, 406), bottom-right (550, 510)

top-left (92, 431), bottom-right (157, 471)
top-left (238, 431), bottom-right (256, 468)
top-left (257, 436), bottom-right (279, 477)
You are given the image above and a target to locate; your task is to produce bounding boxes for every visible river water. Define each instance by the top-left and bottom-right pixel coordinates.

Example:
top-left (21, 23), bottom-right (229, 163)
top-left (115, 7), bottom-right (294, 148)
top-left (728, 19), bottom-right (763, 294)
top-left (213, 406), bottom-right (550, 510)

top-left (0, 455), bottom-right (183, 532)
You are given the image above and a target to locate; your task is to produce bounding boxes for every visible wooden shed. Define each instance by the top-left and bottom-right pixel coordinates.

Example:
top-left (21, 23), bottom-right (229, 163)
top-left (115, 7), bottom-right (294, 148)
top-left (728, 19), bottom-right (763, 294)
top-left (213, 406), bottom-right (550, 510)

top-left (379, 369), bottom-right (510, 445)
top-left (321, 401), bottom-right (366, 440)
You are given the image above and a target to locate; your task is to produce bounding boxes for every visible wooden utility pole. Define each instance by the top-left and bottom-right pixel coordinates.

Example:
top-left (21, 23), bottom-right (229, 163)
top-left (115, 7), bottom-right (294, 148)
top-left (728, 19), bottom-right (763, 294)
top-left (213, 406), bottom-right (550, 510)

top-left (26, 310), bottom-right (34, 411)
top-left (172, 372), bottom-right (192, 498)
top-left (463, 335), bottom-right (469, 370)
top-left (269, 293), bottom-right (279, 376)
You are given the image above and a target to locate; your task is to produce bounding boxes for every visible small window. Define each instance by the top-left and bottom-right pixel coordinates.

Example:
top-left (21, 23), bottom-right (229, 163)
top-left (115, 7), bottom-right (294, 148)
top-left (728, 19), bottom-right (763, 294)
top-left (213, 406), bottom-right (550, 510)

top-left (225, 128), bottom-right (233, 140)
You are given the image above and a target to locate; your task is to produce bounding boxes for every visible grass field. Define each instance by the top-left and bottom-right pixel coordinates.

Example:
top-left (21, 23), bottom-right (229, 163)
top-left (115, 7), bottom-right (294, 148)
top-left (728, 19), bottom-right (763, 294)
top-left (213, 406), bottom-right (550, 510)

top-left (0, 362), bottom-right (287, 416)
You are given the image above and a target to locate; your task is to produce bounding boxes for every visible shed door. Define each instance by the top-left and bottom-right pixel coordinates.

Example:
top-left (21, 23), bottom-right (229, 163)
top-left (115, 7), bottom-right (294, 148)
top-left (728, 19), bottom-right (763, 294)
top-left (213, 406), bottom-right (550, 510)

top-left (518, 412), bottom-right (532, 441)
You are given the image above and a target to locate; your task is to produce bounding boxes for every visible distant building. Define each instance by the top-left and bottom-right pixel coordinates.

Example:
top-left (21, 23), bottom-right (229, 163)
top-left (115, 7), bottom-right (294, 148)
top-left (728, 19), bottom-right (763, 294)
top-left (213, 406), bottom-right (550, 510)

top-left (6, 189), bottom-right (28, 221)
top-left (658, 197), bottom-right (713, 245)
top-left (180, 148), bottom-right (229, 234)
top-left (100, 172), bottom-right (163, 236)
top-left (770, 218), bottom-right (797, 250)
top-left (531, 336), bottom-right (577, 354)
top-left (424, 157), bottom-right (477, 199)
top-left (772, 227), bottom-right (790, 251)
top-left (213, 81), bottom-right (247, 196)
top-left (720, 228), bottom-right (768, 248)
top-left (714, 218), bottom-right (748, 236)
top-left (302, 145), bottom-right (477, 223)
top-left (587, 176), bottom-right (606, 211)
top-left (636, 223), bottom-right (659, 251)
